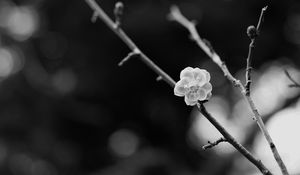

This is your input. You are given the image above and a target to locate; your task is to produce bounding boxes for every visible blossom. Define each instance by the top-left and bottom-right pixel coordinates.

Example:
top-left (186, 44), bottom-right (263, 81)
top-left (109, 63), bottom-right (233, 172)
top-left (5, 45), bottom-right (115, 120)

top-left (174, 67), bottom-right (212, 106)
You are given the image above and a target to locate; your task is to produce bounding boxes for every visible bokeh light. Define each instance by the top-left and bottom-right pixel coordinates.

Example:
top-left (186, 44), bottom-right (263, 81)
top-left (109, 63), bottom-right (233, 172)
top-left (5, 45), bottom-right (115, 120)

top-left (233, 62), bottom-right (300, 121)
top-left (0, 48), bottom-right (14, 78)
top-left (6, 5), bottom-right (39, 41)
top-left (52, 69), bottom-right (77, 94)
top-left (0, 0), bottom-right (298, 174)
top-left (0, 47), bottom-right (24, 79)
top-left (251, 100), bottom-right (300, 175)
top-left (108, 129), bottom-right (139, 158)
top-left (252, 63), bottom-right (300, 116)
top-left (188, 96), bottom-right (243, 155)
top-left (9, 153), bottom-right (57, 175)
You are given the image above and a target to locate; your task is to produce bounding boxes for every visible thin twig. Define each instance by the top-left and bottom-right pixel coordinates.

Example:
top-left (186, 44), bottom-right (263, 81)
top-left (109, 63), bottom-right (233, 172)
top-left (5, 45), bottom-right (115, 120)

top-left (118, 50), bottom-right (140, 66)
top-left (168, 6), bottom-right (241, 86)
top-left (256, 6), bottom-right (268, 35)
top-left (169, 6), bottom-right (289, 175)
top-left (284, 69), bottom-right (300, 88)
top-left (85, 0), bottom-right (175, 87)
top-left (85, 1), bottom-right (273, 174)
top-left (197, 103), bottom-right (271, 175)
top-left (202, 137), bottom-right (227, 150)
top-left (245, 25), bottom-right (255, 96)
top-left (245, 6), bottom-right (268, 96)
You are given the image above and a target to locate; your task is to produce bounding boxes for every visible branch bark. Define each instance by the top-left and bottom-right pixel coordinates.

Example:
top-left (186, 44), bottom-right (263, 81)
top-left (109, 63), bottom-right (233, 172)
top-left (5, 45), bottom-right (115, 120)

top-left (202, 138), bottom-right (227, 150)
top-left (85, 0), bottom-right (175, 87)
top-left (245, 6), bottom-right (268, 96)
top-left (197, 103), bottom-right (271, 175)
top-left (85, 1), bottom-right (273, 174)
top-left (168, 5), bottom-right (289, 175)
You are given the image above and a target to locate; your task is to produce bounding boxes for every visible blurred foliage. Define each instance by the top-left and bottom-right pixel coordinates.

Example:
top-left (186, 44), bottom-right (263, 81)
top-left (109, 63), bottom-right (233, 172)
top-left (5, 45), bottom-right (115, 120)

top-left (0, 0), bottom-right (300, 175)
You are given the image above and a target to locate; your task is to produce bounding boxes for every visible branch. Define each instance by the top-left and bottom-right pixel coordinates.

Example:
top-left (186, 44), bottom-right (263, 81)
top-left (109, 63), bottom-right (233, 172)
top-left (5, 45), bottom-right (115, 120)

top-left (202, 137), bottom-right (227, 150)
top-left (118, 51), bottom-right (140, 66)
top-left (85, 1), bottom-right (273, 174)
top-left (245, 6), bottom-right (268, 96)
top-left (284, 69), bottom-right (300, 88)
top-left (197, 103), bottom-right (271, 175)
top-left (168, 6), bottom-right (241, 87)
top-left (169, 6), bottom-right (289, 175)
top-left (85, 0), bottom-right (176, 87)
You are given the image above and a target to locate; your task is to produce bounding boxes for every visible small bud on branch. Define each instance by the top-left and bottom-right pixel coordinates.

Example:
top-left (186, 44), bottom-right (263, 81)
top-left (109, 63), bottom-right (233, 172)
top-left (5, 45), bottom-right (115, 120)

top-left (202, 138), bottom-right (227, 150)
top-left (118, 50), bottom-right (140, 66)
top-left (169, 5), bottom-right (288, 175)
top-left (247, 25), bottom-right (258, 39)
top-left (114, 2), bottom-right (124, 28)
top-left (91, 12), bottom-right (98, 23)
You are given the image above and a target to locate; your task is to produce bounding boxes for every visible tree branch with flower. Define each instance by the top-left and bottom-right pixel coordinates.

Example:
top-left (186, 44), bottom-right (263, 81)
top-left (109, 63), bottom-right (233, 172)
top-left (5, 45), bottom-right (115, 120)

top-left (168, 5), bottom-right (289, 175)
top-left (85, 0), bottom-right (274, 174)
top-left (174, 67), bottom-right (212, 106)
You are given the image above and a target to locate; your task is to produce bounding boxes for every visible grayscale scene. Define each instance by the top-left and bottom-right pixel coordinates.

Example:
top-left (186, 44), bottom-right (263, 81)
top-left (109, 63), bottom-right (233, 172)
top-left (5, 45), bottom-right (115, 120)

top-left (0, 0), bottom-right (299, 175)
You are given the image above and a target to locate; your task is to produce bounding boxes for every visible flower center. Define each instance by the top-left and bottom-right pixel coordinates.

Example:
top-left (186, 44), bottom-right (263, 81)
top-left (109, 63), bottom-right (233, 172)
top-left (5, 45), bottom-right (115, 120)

top-left (189, 85), bottom-right (200, 94)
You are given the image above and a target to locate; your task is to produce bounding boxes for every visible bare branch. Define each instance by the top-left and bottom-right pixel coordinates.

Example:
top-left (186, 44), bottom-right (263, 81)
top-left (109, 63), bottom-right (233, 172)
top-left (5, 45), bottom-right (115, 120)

top-left (245, 6), bottom-right (268, 96)
top-left (118, 50), bottom-right (140, 66)
top-left (197, 103), bottom-right (271, 175)
top-left (169, 5), bottom-right (289, 175)
top-left (285, 69), bottom-right (300, 88)
top-left (85, 1), bottom-right (273, 174)
top-left (256, 6), bottom-right (268, 35)
top-left (168, 5), bottom-right (241, 86)
top-left (85, 0), bottom-right (176, 87)
top-left (202, 137), bottom-right (227, 150)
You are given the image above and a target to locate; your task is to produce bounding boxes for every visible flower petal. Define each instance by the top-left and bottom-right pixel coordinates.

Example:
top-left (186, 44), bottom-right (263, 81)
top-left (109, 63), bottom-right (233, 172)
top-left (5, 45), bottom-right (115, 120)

top-left (204, 70), bottom-right (211, 82)
top-left (206, 92), bottom-right (212, 100)
top-left (184, 95), bottom-right (198, 106)
top-left (202, 82), bottom-right (212, 92)
top-left (193, 68), bottom-right (207, 86)
top-left (180, 67), bottom-right (194, 80)
top-left (174, 78), bottom-right (189, 97)
top-left (197, 89), bottom-right (207, 101)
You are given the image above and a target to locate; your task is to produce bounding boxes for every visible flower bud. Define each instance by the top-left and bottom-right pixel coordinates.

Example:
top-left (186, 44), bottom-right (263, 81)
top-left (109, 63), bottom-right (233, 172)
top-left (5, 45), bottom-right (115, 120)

top-left (247, 25), bottom-right (257, 39)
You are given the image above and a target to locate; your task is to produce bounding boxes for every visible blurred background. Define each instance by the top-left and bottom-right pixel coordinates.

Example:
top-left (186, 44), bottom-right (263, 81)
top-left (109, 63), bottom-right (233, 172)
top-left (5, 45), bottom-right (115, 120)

top-left (0, 0), bottom-right (300, 175)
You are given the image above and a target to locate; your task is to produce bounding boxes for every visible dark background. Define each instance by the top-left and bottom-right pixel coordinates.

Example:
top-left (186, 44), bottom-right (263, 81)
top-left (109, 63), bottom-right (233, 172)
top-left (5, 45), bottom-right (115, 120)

top-left (0, 0), bottom-right (299, 175)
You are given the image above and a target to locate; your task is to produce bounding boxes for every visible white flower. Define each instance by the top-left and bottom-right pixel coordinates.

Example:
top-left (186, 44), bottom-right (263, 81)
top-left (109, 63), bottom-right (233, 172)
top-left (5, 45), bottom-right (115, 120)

top-left (174, 67), bottom-right (212, 106)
